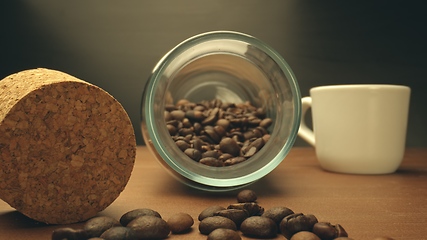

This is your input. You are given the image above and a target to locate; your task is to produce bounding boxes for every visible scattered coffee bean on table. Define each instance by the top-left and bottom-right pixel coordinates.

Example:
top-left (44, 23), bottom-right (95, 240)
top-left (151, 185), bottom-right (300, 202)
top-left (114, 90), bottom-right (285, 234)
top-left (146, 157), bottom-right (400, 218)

top-left (167, 212), bottom-right (194, 233)
top-left (51, 227), bottom-right (88, 240)
top-left (227, 202), bottom-right (264, 216)
top-left (119, 208), bottom-right (162, 226)
top-left (50, 189), bottom-right (397, 240)
top-left (262, 206), bottom-right (294, 230)
top-left (84, 216), bottom-right (121, 238)
top-left (99, 226), bottom-right (137, 240)
top-left (280, 213), bottom-right (318, 239)
top-left (165, 99), bottom-right (272, 167)
top-left (198, 205), bottom-right (227, 221)
top-left (214, 209), bottom-right (249, 228)
top-left (127, 215), bottom-right (170, 239)
top-left (240, 216), bottom-right (278, 238)
top-left (312, 222), bottom-right (348, 239)
top-left (199, 216), bottom-right (237, 235)
top-left (236, 189), bottom-right (257, 203)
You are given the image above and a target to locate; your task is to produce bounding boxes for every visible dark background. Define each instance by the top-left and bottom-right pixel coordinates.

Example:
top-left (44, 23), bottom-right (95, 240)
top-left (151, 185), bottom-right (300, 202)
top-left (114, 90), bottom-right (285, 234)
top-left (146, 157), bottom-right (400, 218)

top-left (1, 1), bottom-right (426, 146)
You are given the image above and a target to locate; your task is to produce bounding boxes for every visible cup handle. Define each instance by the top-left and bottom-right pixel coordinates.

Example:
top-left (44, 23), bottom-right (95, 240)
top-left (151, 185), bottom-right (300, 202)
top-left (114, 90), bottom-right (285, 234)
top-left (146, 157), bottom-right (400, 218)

top-left (298, 97), bottom-right (316, 146)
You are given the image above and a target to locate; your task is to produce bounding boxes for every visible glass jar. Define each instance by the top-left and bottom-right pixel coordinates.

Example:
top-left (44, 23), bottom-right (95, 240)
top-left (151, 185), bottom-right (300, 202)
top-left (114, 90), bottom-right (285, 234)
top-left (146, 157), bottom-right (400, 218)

top-left (141, 31), bottom-right (301, 192)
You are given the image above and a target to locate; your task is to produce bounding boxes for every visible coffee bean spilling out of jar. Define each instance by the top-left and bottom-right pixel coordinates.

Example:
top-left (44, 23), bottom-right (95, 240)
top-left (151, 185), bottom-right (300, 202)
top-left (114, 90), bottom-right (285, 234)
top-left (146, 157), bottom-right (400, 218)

top-left (165, 99), bottom-right (272, 167)
top-left (236, 189), bottom-right (257, 203)
top-left (51, 189), bottom-right (397, 240)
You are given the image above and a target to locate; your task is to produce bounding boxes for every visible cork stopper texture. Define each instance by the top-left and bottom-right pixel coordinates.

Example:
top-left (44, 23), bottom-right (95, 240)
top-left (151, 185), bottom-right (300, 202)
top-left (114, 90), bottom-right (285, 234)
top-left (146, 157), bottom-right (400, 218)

top-left (0, 68), bottom-right (136, 224)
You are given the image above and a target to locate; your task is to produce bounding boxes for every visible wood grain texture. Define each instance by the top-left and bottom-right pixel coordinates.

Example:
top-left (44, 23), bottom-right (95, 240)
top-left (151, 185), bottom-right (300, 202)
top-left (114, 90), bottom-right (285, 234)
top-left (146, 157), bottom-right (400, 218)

top-left (1, 147), bottom-right (426, 239)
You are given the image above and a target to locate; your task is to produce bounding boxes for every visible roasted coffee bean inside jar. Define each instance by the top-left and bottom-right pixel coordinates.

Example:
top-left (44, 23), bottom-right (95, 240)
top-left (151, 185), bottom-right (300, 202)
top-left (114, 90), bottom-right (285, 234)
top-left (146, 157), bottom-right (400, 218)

top-left (165, 99), bottom-right (272, 167)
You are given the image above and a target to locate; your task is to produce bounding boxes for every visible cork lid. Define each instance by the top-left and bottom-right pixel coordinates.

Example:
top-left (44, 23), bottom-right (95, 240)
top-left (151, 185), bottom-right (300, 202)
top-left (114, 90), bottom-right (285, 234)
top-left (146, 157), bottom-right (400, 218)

top-left (0, 68), bottom-right (136, 224)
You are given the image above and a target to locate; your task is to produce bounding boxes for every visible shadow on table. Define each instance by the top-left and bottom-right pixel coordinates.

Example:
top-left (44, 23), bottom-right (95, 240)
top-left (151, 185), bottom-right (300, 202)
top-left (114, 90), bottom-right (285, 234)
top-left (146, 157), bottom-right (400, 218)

top-left (0, 210), bottom-right (49, 228)
top-left (155, 172), bottom-right (289, 199)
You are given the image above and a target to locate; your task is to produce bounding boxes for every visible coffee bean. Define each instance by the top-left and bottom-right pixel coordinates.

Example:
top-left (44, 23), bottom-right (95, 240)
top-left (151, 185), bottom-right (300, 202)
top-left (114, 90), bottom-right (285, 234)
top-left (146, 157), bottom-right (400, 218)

top-left (204, 127), bottom-right (221, 143)
top-left (200, 157), bottom-right (224, 167)
top-left (259, 118), bottom-right (273, 129)
top-left (240, 216), bottom-right (277, 238)
top-left (224, 157), bottom-right (247, 166)
top-left (166, 124), bottom-right (177, 136)
top-left (178, 127), bottom-right (194, 136)
top-left (218, 153), bottom-right (234, 161)
top-left (216, 119), bottom-right (230, 130)
top-left (262, 134), bottom-right (270, 143)
top-left (218, 137), bottom-right (240, 156)
top-left (312, 222), bottom-right (338, 240)
top-left (198, 206), bottom-right (226, 221)
top-left (202, 150), bottom-right (220, 159)
top-left (175, 140), bottom-right (190, 151)
top-left (262, 206), bottom-right (294, 230)
top-left (280, 213), bottom-right (318, 239)
top-left (313, 222), bottom-right (348, 240)
top-left (214, 209), bottom-right (249, 228)
top-left (127, 215), bottom-right (170, 239)
top-left (83, 216), bottom-right (121, 238)
top-left (199, 216), bottom-right (237, 235)
top-left (165, 104), bottom-right (177, 111)
top-left (236, 189), bottom-right (257, 203)
top-left (207, 228), bottom-right (242, 240)
top-left (51, 227), bottom-right (88, 240)
top-left (185, 110), bottom-right (205, 121)
top-left (184, 148), bottom-right (202, 161)
top-left (99, 226), bottom-right (137, 240)
top-left (181, 118), bottom-right (192, 128)
top-left (166, 99), bottom-right (272, 167)
top-left (167, 212), bottom-right (194, 234)
top-left (227, 202), bottom-right (264, 216)
top-left (290, 231), bottom-right (321, 240)
top-left (170, 110), bottom-right (185, 121)
top-left (243, 146), bottom-right (257, 158)
top-left (213, 125), bottom-right (226, 137)
top-left (202, 108), bottom-right (219, 125)
top-left (119, 208), bottom-right (162, 226)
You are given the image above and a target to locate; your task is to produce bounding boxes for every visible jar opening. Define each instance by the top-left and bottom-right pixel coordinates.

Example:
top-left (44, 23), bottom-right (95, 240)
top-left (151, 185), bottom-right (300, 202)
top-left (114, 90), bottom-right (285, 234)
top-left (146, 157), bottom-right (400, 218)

top-left (141, 31), bottom-right (301, 191)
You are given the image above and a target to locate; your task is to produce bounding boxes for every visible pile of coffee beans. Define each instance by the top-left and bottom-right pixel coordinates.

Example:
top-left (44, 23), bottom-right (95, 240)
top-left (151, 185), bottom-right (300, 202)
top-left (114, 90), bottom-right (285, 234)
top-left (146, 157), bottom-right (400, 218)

top-left (197, 190), bottom-right (345, 239)
top-left (51, 209), bottom-right (193, 240)
top-left (164, 99), bottom-right (272, 167)
top-left (51, 189), bottom-right (397, 240)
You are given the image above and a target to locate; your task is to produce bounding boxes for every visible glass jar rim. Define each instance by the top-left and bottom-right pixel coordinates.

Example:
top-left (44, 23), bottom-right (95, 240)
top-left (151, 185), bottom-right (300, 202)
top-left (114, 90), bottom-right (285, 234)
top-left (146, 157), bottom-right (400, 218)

top-left (141, 31), bottom-right (301, 191)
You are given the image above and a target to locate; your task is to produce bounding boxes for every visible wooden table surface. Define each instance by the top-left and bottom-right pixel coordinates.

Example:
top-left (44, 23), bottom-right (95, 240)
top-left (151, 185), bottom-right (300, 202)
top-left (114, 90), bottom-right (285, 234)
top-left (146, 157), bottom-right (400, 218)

top-left (1, 147), bottom-right (426, 240)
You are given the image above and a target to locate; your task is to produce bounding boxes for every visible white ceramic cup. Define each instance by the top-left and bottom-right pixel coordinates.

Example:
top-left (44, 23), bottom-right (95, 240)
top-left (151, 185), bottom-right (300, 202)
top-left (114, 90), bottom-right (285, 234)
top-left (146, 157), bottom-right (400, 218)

top-left (298, 84), bottom-right (411, 174)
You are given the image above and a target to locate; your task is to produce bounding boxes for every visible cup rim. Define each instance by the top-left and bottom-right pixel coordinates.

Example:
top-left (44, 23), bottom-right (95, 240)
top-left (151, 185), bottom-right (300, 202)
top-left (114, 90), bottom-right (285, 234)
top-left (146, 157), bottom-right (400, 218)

top-left (310, 84), bottom-right (410, 93)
